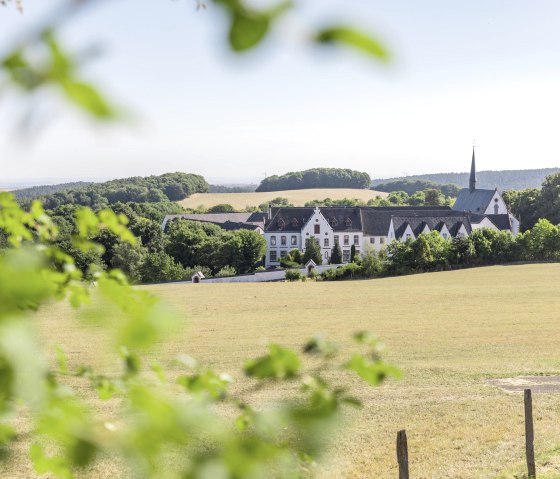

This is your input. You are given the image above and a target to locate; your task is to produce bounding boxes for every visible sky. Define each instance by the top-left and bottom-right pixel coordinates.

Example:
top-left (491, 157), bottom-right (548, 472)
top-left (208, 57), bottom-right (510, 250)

top-left (1, 0), bottom-right (560, 185)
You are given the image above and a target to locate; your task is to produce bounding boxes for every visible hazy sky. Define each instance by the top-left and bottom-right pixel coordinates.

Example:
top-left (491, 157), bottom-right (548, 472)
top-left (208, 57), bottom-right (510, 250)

top-left (1, 0), bottom-right (560, 183)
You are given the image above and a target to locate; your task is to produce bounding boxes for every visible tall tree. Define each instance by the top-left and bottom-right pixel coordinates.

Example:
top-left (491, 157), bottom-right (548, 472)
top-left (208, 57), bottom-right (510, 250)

top-left (303, 237), bottom-right (322, 265)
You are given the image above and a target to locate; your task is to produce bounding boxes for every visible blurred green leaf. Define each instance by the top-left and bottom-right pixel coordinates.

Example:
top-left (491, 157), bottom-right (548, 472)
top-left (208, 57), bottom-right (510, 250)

top-left (0, 423), bottom-right (16, 445)
top-left (315, 26), bottom-right (390, 62)
top-left (244, 344), bottom-right (301, 379)
top-left (229, 11), bottom-right (269, 52)
top-left (177, 370), bottom-right (232, 400)
top-left (346, 354), bottom-right (401, 386)
top-left (61, 80), bottom-right (116, 119)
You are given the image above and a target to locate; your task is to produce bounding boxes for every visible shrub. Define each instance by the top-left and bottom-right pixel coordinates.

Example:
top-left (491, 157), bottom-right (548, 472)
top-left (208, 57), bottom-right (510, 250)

top-left (285, 269), bottom-right (303, 281)
top-left (215, 265), bottom-right (236, 277)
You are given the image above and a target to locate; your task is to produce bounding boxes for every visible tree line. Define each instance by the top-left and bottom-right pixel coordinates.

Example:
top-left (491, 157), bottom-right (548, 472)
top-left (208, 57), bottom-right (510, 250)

top-left (13, 181), bottom-right (93, 200)
top-left (373, 179), bottom-right (460, 197)
top-left (18, 172), bottom-right (208, 210)
top-left (371, 168), bottom-right (560, 191)
top-left (256, 168), bottom-right (371, 192)
top-left (21, 201), bottom-right (267, 284)
top-left (503, 173), bottom-right (560, 232)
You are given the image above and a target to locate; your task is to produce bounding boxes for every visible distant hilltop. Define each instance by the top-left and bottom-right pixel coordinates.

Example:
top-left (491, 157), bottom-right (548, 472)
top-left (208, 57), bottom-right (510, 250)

top-left (372, 168), bottom-right (560, 191)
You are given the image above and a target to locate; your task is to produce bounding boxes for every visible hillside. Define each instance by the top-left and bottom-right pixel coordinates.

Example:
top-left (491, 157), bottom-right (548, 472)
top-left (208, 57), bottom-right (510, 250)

top-left (178, 188), bottom-right (388, 210)
top-left (26, 264), bottom-right (560, 479)
top-left (372, 167), bottom-right (560, 190)
top-left (13, 181), bottom-right (93, 200)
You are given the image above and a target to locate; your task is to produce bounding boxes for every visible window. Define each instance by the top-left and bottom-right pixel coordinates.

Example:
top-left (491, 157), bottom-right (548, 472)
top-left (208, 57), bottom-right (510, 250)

top-left (343, 235), bottom-right (349, 246)
top-left (270, 236), bottom-right (276, 246)
top-left (314, 224), bottom-right (320, 234)
top-left (280, 250), bottom-right (287, 257)
top-left (324, 238), bottom-right (329, 247)
top-left (370, 237), bottom-right (375, 244)
top-left (281, 236), bottom-right (287, 246)
top-left (334, 235), bottom-right (339, 244)
top-left (270, 251), bottom-right (277, 262)
top-left (345, 218), bottom-right (352, 227)
top-left (343, 250), bottom-right (350, 262)
top-left (324, 251), bottom-right (329, 259)
top-left (291, 235), bottom-right (297, 246)
top-left (380, 237), bottom-right (385, 244)
top-left (291, 218), bottom-right (298, 227)
top-left (442, 233), bottom-right (448, 239)
top-left (494, 204), bottom-right (499, 214)
top-left (353, 235), bottom-right (359, 245)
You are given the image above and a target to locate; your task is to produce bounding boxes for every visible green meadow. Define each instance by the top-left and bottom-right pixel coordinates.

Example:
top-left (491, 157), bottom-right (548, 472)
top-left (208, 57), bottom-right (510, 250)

top-left (8, 264), bottom-right (560, 478)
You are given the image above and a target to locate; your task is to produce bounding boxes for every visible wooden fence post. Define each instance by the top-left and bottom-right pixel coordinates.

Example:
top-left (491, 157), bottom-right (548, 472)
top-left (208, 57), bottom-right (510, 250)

top-left (396, 429), bottom-right (409, 479)
top-left (524, 388), bottom-right (536, 478)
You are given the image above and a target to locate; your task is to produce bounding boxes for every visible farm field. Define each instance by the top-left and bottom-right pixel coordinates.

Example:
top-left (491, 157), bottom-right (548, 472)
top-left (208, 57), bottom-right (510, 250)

top-left (178, 188), bottom-right (388, 210)
top-left (10, 264), bottom-right (560, 478)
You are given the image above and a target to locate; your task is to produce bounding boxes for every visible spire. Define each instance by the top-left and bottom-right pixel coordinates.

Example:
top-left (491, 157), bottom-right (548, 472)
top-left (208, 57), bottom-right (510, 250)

top-left (469, 147), bottom-right (476, 192)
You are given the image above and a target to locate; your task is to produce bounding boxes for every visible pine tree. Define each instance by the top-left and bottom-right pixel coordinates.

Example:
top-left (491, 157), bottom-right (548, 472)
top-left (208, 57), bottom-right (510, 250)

top-left (303, 237), bottom-right (322, 265)
top-left (330, 240), bottom-right (342, 264)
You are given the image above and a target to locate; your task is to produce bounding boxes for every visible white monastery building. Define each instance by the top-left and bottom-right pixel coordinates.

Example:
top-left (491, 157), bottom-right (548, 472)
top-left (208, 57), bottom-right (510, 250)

top-left (263, 151), bottom-right (519, 267)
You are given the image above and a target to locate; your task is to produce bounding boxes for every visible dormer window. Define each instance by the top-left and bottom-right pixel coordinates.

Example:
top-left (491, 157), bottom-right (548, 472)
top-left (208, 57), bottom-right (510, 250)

top-left (345, 218), bottom-right (352, 227)
top-left (291, 218), bottom-right (299, 227)
top-left (329, 217), bottom-right (338, 227)
top-left (277, 218), bottom-right (285, 229)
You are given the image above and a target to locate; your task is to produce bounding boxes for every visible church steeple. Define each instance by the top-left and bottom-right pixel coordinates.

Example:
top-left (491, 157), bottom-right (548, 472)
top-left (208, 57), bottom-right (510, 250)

top-left (469, 147), bottom-right (477, 192)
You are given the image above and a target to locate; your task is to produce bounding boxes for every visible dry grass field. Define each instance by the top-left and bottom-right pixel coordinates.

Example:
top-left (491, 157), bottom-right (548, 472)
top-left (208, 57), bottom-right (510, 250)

top-left (178, 188), bottom-right (388, 210)
top-left (8, 264), bottom-right (560, 478)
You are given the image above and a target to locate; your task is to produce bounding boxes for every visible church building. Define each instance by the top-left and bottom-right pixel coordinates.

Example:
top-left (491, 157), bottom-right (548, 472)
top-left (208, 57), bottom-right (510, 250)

top-left (263, 151), bottom-right (519, 267)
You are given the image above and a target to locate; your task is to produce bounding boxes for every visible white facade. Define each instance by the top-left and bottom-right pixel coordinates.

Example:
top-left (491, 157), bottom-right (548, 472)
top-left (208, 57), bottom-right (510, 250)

top-left (484, 190), bottom-right (508, 215)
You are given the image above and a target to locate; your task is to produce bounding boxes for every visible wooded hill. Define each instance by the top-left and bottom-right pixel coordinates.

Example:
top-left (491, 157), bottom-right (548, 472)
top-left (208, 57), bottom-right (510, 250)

top-left (18, 172), bottom-right (208, 210)
top-left (372, 168), bottom-right (560, 191)
top-left (256, 168), bottom-right (371, 192)
top-left (14, 182), bottom-right (93, 200)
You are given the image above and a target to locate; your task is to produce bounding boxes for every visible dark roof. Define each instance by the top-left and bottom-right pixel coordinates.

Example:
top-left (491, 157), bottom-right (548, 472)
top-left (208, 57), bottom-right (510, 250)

top-left (452, 188), bottom-right (495, 213)
top-left (485, 214), bottom-right (512, 231)
top-left (391, 214), bottom-right (473, 239)
top-left (266, 207), bottom-right (362, 232)
top-left (320, 207), bottom-right (362, 232)
top-left (267, 207), bottom-right (314, 232)
top-left (173, 212), bottom-right (264, 225)
top-left (360, 211), bottom-right (394, 236)
top-left (163, 212), bottom-right (265, 232)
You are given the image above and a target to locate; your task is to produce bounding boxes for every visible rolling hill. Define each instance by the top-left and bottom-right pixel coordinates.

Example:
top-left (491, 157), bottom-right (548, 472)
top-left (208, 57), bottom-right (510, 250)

top-left (372, 167), bottom-right (560, 191)
top-left (178, 188), bottom-right (388, 210)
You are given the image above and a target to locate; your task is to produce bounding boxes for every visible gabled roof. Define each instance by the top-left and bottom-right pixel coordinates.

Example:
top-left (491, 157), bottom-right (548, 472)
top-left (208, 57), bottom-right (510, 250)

top-left (452, 188), bottom-right (496, 213)
top-left (266, 206), bottom-right (362, 232)
top-left (485, 214), bottom-right (512, 231)
top-left (267, 207), bottom-right (314, 232)
top-left (163, 212), bottom-right (266, 230)
top-left (391, 214), bottom-right (473, 239)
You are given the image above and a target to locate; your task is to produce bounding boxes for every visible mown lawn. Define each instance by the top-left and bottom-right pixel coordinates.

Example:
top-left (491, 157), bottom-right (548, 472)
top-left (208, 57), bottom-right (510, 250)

top-left (178, 188), bottom-right (388, 210)
top-left (8, 264), bottom-right (560, 478)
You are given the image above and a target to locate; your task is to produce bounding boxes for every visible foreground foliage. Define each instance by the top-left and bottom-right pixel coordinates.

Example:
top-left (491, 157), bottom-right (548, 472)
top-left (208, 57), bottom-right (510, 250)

top-left (0, 192), bottom-right (398, 478)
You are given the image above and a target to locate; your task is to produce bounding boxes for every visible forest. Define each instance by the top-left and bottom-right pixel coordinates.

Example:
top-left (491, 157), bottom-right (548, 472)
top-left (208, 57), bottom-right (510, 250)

top-left (18, 172), bottom-right (208, 210)
top-left (372, 167), bottom-right (560, 190)
top-left (256, 168), bottom-right (371, 192)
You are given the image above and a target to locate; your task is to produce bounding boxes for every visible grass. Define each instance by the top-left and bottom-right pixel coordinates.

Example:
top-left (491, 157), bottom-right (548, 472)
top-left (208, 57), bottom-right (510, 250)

top-left (178, 188), bottom-right (388, 210)
top-left (8, 264), bottom-right (560, 478)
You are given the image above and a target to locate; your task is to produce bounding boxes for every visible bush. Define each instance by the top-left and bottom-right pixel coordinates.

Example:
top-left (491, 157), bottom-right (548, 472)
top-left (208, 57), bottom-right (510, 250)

top-left (215, 265), bottom-right (236, 277)
top-left (285, 269), bottom-right (303, 281)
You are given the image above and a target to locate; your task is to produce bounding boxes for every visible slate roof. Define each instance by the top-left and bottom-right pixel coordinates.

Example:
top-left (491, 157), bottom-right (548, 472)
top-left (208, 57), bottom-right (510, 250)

top-left (452, 188), bottom-right (496, 213)
top-left (391, 214), bottom-right (473, 239)
top-left (162, 212), bottom-right (266, 231)
top-left (360, 210), bottom-right (394, 236)
top-left (267, 207), bottom-right (314, 232)
top-left (485, 214), bottom-right (513, 231)
top-left (266, 207), bottom-right (363, 232)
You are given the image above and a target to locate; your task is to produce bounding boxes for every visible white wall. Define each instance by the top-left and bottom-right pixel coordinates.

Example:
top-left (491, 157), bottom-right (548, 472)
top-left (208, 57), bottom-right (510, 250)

top-left (484, 190), bottom-right (508, 215)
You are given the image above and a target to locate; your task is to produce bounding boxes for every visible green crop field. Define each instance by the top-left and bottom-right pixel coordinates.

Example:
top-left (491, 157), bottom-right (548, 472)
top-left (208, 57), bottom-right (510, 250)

top-left (178, 188), bottom-right (388, 210)
top-left (9, 264), bottom-right (560, 478)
